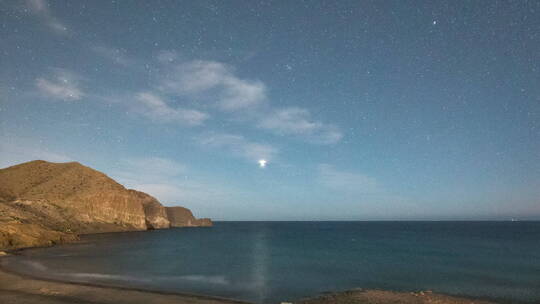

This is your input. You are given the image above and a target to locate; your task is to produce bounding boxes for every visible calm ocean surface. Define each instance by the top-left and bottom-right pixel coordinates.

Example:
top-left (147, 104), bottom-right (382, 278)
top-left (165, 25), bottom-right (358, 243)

top-left (3, 221), bottom-right (540, 303)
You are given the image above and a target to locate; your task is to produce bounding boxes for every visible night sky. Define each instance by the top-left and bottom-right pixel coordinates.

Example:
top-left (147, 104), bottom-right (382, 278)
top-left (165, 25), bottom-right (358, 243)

top-left (1, 0), bottom-right (539, 220)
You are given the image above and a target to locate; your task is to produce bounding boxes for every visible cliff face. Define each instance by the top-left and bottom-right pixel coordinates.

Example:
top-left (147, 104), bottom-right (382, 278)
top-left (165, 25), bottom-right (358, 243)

top-left (195, 218), bottom-right (213, 227)
top-left (128, 190), bottom-right (170, 229)
top-left (0, 160), bottom-right (149, 231)
top-left (0, 160), bottom-right (211, 250)
top-left (166, 207), bottom-right (213, 227)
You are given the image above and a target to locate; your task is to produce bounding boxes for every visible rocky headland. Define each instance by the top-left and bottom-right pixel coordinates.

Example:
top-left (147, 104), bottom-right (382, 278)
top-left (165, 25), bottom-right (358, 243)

top-left (166, 206), bottom-right (212, 227)
top-left (0, 160), bottom-right (212, 251)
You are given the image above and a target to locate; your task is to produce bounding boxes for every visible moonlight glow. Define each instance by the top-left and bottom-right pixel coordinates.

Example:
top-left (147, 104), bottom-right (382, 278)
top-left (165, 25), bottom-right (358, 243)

top-left (258, 159), bottom-right (267, 168)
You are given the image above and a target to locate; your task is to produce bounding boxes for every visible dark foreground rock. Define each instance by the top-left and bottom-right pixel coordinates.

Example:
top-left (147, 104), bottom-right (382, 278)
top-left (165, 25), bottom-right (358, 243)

top-left (300, 289), bottom-right (496, 304)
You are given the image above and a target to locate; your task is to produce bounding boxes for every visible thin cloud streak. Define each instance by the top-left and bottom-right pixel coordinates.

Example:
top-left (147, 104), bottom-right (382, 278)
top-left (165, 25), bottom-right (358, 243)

top-left (159, 60), bottom-right (267, 111)
top-left (134, 92), bottom-right (209, 126)
top-left (35, 69), bottom-right (83, 101)
top-left (91, 45), bottom-right (133, 66)
top-left (196, 132), bottom-right (278, 163)
top-left (26, 0), bottom-right (69, 35)
top-left (259, 107), bottom-right (343, 144)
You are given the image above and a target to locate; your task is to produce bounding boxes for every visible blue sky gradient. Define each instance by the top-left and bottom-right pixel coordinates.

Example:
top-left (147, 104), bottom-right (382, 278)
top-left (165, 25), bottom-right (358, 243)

top-left (1, 0), bottom-right (539, 220)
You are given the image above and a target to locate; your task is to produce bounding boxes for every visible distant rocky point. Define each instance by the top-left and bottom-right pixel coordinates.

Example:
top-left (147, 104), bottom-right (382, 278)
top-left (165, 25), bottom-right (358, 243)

top-left (0, 160), bottom-right (212, 251)
top-left (166, 206), bottom-right (212, 227)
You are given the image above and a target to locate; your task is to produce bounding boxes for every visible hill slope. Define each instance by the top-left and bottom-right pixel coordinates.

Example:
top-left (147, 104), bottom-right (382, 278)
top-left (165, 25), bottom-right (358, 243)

top-left (0, 160), bottom-right (211, 250)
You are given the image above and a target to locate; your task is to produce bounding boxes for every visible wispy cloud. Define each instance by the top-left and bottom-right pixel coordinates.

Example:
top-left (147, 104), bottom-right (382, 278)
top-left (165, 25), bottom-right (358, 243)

top-left (156, 50), bottom-right (179, 63)
top-left (25, 0), bottom-right (69, 35)
top-left (159, 60), bottom-right (267, 110)
top-left (82, 48), bottom-right (344, 143)
top-left (317, 164), bottom-right (379, 194)
top-left (196, 132), bottom-right (278, 163)
top-left (259, 107), bottom-right (343, 144)
top-left (36, 69), bottom-right (83, 101)
top-left (91, 45), bottom-right (132, 66)
top-left (157, 58), bottom-right (341, 144)
top-left (134, 92), bottom-right (209, 126)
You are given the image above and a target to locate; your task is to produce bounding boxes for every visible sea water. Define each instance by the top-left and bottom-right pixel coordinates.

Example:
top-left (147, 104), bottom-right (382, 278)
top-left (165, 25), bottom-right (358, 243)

top-left (3, 221), bottom-right (540, 303)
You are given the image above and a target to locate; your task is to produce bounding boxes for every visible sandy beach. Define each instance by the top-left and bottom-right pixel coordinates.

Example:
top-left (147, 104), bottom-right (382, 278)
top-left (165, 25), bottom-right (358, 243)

top-left (0, 258), bottom-right (245, 304)
top-left (0, 254), bottom-right (497, 304)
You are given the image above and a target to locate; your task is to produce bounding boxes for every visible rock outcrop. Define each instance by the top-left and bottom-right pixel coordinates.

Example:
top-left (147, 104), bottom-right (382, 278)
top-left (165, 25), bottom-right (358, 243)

top-left (194, 218), bottom-right (213, 227)
top-left (166, 207), bottom-right (213, 227)
top-left (129, 190), bottom-right (170, 229)
top-left (0, 160), bottom-right (148, 230)
top-left (0, 160), bottom-right (212, 250)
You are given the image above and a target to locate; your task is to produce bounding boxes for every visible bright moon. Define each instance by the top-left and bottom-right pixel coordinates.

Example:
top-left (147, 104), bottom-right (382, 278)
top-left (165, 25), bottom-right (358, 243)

top-left (258, 159), bottom-right (267, 168)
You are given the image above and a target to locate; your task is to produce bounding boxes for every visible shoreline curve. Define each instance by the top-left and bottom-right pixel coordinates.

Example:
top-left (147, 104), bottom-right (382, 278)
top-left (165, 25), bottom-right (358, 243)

top-left (1, 254), bottom-right (501, 304)
top-left (0, 257), bottom-right (249, 304)
top-left (0, 232), bottom-right (503, 304)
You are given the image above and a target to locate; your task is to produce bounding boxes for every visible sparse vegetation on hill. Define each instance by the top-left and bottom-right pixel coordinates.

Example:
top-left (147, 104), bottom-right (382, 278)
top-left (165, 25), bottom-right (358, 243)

top-left (0, 160), bottom-right (212, 250)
